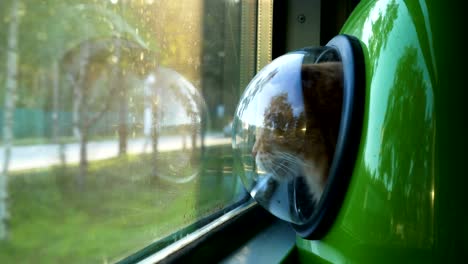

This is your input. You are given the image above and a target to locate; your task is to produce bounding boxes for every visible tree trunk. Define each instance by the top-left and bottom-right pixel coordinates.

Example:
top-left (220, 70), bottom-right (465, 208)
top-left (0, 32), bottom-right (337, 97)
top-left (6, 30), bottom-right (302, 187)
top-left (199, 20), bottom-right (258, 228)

top-left (190, 114), bottom-right (198, 162)
top-left (71, 45), bottom-right (87, 190)
top-left (151, 101), bottom-right (159, 181)
top-left (191, 114), bottom-right (197, 150)
top-left (72, 78), bottom-right (82, 140)
top-left (77, 128), bottom-right (87, 191)
top-left (71, 78), bottom-right (86, 190)
top-left (182, 131), bottom-right (187, 150)
top-left (116, 0), bottom-right (127, 157)
top-left (118, 72), bottom-right (128, 156)
top-left (1, 0), bottom-right (20, 240)
top-left (51, 61), bottom-right (66, 165)
top-left (191, 127), bottom-right (197, 150)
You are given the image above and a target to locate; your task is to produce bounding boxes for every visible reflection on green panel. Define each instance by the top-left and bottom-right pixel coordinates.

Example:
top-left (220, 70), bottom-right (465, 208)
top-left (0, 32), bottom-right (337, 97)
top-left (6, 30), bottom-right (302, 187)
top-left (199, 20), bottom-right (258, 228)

top-left (296, 0), bottom-right (466, 263)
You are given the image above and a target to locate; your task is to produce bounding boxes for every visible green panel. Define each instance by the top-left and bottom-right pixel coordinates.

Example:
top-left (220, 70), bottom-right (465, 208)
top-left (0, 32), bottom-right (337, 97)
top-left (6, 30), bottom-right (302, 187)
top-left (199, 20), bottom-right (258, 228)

top-left (297, 0), bottom-right (466, 262)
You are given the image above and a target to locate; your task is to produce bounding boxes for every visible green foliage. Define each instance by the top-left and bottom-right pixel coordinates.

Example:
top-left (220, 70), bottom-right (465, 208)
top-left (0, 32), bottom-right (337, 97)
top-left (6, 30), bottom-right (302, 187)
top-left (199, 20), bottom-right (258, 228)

top-left (1, 0), bottom-right (240, 130)
top-left (1, 0), bottom-right (156, 109)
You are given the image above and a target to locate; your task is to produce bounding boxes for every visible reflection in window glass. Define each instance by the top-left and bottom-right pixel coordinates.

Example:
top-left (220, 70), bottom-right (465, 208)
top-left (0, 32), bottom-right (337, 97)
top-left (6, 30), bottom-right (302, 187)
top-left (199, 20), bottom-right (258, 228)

top-left (0, 0), bottom-right (256, 262)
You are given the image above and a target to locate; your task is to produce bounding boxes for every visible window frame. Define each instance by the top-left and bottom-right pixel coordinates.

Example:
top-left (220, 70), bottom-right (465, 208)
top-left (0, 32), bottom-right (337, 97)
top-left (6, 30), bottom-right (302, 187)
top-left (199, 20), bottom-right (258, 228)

top-left (119, 199), bottom-right (278, 263)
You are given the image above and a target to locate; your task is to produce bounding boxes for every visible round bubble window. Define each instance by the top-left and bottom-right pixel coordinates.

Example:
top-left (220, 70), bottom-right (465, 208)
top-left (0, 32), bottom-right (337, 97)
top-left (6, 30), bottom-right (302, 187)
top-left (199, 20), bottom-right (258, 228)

top-left (143, 66), bottom-right (207, 184)
top-left (232, 35), bottom-right (364, 238)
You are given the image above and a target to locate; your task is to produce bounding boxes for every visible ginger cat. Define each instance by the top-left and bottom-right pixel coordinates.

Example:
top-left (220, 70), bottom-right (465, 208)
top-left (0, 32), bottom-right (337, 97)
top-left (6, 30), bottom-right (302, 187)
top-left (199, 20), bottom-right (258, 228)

top-left (252, 62), bottom-right (343, 204)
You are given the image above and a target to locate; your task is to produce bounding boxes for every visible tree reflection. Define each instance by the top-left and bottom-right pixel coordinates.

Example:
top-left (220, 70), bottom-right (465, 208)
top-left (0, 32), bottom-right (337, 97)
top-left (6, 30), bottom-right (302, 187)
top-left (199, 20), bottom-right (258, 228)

top-left (263, 93), bottom-right (296, 131)
top-left (255, 92), bottom-right (308, 163)
top-left (377, 46), bottom-right (435, 246)
top-left (367, 0), bottom-right (399, 75)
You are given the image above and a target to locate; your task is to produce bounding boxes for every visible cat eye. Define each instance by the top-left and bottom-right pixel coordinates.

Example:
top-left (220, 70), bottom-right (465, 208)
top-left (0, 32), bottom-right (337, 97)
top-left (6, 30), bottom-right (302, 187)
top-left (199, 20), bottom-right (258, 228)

top-left (232, 34), bottom-right (364, 239)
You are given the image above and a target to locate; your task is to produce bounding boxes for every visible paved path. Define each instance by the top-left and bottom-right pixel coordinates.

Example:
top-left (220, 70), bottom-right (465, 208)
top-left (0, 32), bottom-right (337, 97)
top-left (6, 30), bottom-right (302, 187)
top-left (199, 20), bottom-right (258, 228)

top-left (0, 133), bottom-right (231, 171)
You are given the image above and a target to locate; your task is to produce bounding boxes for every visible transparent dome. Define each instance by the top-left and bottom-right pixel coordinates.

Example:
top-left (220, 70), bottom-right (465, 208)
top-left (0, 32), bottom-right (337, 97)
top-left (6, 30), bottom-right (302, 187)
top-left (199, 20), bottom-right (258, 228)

top-left (232, 47), bottom-right (343, 224)
top-left (143, 67), bottom-right (207, 184)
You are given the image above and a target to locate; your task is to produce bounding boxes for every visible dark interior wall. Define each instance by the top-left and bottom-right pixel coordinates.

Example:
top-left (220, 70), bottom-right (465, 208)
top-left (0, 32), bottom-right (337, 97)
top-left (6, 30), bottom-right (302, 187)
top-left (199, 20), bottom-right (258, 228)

top-left (201, 0), bottom-right (241, 130)
top-left (320, 0), bottom-right (361, 45)
top-left (273, 0), bottom-right (361, 58)
top-left (272, 0), bottom-right (287, 59)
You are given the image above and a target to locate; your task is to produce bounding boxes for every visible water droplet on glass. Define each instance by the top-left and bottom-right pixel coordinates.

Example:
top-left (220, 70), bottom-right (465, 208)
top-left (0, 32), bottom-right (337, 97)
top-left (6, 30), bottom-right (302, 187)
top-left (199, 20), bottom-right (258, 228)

top-left (110, 55), bottom-right (118, 64)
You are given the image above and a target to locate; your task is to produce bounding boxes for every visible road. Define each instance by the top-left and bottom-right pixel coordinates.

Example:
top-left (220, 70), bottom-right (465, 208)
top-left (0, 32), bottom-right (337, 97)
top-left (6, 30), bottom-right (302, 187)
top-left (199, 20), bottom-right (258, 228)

top-left (0, 133), bottom-right (231, 171)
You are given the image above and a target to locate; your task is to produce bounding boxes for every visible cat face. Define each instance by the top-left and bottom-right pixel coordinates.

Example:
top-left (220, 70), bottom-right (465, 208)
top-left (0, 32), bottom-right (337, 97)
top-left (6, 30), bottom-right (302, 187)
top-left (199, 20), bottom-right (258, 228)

top-left (252, 123), bottom-right (306, 181)
top-left (251, 62), bottom-right (343, 203)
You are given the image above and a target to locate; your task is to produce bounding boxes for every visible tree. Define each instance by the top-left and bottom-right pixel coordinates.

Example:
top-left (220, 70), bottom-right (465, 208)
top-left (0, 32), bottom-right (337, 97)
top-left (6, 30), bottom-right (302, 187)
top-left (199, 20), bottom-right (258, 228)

top-left (41, 2), bottom-right (155, 190)
top-left (367, 0), bottom-right (399, 76)
top-left (378, 47), bottom-right (434, 244)
top-left (263, 93), bottom-right (294, 132)
top-left (1, 0), bottom-right (20, 240)
top-left (63, 37), bottom-right (152, 190)
top-left (117, 70), bottom-right (128, 156)
top-left (150, 79), bottom-right (160, 182)
top-left (50, 61), bottom-right (68, 166)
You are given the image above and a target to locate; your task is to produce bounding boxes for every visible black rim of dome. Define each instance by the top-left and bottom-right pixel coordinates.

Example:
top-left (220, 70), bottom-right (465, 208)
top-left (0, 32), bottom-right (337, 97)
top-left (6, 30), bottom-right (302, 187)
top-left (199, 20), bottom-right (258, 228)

top-left (291, 34), bottom-right (365, 239)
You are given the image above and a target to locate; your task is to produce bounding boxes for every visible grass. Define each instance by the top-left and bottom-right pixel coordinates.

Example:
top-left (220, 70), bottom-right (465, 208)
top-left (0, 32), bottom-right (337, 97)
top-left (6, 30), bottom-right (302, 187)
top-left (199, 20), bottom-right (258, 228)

top-left (0, 144), bottom-right (243, 263)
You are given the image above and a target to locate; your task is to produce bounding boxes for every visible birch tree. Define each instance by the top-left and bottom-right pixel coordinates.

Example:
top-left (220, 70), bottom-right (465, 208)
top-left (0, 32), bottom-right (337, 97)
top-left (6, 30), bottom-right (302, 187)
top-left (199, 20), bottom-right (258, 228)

top-left (1, 0), bottom-right (20, 240)
top-left (51, 61), bottom-right (67, 165)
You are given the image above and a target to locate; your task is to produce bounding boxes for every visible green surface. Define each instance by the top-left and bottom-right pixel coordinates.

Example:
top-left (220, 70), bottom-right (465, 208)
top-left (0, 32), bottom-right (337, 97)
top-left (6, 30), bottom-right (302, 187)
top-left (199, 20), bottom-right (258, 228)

top-left (296, 0), bottom-right (467, 262)
top-left (0, 145), bottom-right (243, 263)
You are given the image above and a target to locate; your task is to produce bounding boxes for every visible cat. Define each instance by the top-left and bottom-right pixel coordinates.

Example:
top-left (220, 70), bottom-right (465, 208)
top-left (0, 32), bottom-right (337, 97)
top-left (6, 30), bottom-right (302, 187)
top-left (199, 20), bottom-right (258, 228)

top-left (252, 62), bottom-right (343, 205)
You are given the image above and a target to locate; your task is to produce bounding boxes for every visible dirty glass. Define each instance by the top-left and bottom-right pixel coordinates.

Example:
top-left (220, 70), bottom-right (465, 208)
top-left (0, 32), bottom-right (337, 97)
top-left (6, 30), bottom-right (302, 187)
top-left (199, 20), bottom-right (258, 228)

top-left (0, 0), bottom-right (256, 262)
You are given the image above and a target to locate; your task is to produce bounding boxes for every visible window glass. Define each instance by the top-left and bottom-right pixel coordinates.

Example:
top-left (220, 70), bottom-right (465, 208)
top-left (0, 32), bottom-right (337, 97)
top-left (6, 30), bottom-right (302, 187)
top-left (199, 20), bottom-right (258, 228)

top-left (0, 0), bottom-right (256, 262)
